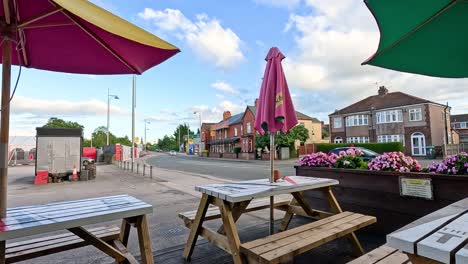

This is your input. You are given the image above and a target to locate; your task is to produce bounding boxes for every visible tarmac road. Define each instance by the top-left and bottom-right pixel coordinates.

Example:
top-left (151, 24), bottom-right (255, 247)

top-left (146, 153), bottom-right (297, 181)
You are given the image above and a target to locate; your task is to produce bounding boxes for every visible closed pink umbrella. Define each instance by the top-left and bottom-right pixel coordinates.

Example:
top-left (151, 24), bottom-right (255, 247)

top-left (0, 0), bottom-right (180, 244)
top-left (254, 47), bottom-right (298, 234)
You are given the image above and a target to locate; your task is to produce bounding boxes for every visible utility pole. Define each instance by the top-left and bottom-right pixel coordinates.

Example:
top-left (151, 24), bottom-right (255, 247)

top-left (131, 75), bottom-right (136, 168)
top-left (194, 111), bottom-right (202, 155)
top-left (144, 119), bottom-right (150, 150)
top-left (107, 87), bottom-right (119, 145)
top-left (187, 123), bottom-right (190, 154)
top-left (178, 124), bottom-right (181, 152)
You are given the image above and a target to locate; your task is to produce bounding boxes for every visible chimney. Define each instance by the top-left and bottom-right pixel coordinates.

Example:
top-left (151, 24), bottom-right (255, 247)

top-left (255, 98), bottom-right (259, 107)
top-left (378, 86), bottom-right (388, 96)
top-left (223, 111), bottom-right (231, 120)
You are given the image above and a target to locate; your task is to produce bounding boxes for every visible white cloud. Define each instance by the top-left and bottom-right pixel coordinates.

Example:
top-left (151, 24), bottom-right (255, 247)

top-left (139, 8), bottom-right (244, 70)
top-left (211, 81), bottom-right (239, 95)
top-left (254, 0), bottom-right (301, 9)
top-left (11, 96), bottom-right (126, 117)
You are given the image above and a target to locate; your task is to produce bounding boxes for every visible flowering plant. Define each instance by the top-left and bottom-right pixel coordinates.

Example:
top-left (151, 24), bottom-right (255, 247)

top-left (368, 152), bottom-right (422, 172)
top-left (298, 152), bottom-right (333, 167)
top-left (427, 152), bottom-right (468, 175)
top-left (333, 148), bottom-right (367, 169)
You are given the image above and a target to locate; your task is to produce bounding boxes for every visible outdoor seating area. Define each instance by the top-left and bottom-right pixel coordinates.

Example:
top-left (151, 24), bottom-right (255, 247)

top-left (0, 0), bottom-right (467, 263)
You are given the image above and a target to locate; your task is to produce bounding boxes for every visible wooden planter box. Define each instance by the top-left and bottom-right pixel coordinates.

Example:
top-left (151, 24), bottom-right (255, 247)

top-left (210, 153), bottom-right (222, 158)
top-left (295, 166), bottom-right (468, 234)
top-left (201, 152), bottom-right (209, 157)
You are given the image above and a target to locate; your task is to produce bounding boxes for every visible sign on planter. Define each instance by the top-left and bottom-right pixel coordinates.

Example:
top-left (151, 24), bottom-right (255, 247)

top-left (399, 177), bottom-right (433, 200)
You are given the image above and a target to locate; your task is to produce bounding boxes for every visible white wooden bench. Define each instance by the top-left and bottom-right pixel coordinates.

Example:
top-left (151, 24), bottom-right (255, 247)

top-left (386, 197), bottom-right (468, 264)
top-left (178, 196), bottom-right (292, 227)
top-left (241, 212), bottom-right (376, 264)
top-left (5, 226), bottom-right (120, 263)
top-left (0, 195), bottom-right (154, 264)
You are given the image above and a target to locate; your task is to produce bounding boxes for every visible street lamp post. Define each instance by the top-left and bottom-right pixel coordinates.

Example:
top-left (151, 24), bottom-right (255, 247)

top-left (144, 119), bottom-right (150, 150)
top-left (107, 87), bottom-right (119, 146)
top-left (187, 123), bottom-right (190, 154)
top-left (194, 111), bottom-right (202, 155)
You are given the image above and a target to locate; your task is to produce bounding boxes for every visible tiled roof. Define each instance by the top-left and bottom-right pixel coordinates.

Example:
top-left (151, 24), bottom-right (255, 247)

top-left (226, 113), bottom-right (243, 125)
top-left (329, 92), bottom-right (440, 116)
top-left (247, 105), bottom-right (321, 123)
top-left (451, 114), bottom-right (468, 122)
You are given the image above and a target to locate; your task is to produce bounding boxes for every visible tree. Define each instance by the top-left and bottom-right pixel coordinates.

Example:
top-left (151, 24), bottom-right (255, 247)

top-left (87, 126), bottom-right (132, 148)
top-left (43, 117), bottom-right (83, 129)
top-left (255, 125), bottom-right (310, 150)
top-left (157, 135), bottom-right (177, 151)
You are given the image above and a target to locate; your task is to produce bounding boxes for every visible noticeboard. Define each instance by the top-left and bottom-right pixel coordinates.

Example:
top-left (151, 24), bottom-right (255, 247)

top-left (399, 177), bottom-right (433, 200)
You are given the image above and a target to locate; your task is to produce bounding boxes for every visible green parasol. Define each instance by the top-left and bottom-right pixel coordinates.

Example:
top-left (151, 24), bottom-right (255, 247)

top-left (363, 0), bottom-right (468, 78)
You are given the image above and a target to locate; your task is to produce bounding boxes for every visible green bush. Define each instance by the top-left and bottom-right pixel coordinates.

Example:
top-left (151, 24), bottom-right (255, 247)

top-left (316, 142), bottom-right (404, 154)
top-left (234, 147), bottom-right (242, 154)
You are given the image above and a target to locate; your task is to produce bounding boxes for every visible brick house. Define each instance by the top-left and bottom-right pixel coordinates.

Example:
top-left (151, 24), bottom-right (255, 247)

top-left (329, 86), bottom-right (452, 156)
top-left (203, 99), bottom-right (322, 157)
top-left (451, 114), bottom-right (468, 144)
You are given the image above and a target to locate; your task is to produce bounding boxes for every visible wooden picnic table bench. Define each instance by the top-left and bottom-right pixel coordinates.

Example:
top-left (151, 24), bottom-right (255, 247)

top-left (0, 195), bottom-right (154, 264)
top-left (385, 197), bottom-right (468, 264)
top-left (180, 176), bottom-right (377, 264)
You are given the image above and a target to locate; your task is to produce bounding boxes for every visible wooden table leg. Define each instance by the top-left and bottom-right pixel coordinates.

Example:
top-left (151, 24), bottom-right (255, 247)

top-left (183, 193), bottom-right (211, 261)
top-left (218, 200), bottom-right (250, 234)
top-left (219, 199), bottom-right (243, 264)
top-left (112, 240), bottom-right (139, 264)
top-left (280, 198), bottom-right (297, 231)
top-left (135, 215), bottom-right (154, 264)
top-left (68, 227), bottom-right (127, 262)
top-left (0, 240), bottom-right (5, 264)
top-left (120, 218), bottom-right (133, 246)
top-left (321, 187), bottom-right (365, 256)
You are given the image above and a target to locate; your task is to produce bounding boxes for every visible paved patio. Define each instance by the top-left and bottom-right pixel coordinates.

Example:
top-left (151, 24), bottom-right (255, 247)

top-left (5, 164), bottom-right (384, 263)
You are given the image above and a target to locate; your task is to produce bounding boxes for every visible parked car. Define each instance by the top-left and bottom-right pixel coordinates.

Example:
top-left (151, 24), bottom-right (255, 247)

top-left (169, 150), bottom-right (177, 156)
top-left (329, 147), bottom-right (378, 162)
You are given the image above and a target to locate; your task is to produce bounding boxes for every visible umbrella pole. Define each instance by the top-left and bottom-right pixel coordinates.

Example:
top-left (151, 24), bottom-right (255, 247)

top-left (269, 133), bottom-right (274, 235)
top-left (0, 38), bottom-right (12, 263)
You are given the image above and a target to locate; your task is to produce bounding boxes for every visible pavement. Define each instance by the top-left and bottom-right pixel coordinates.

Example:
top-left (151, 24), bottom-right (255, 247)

top-left (4, 156), bottom-right (384, 263)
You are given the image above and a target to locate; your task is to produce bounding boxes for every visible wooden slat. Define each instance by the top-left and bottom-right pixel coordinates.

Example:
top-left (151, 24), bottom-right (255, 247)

top-left (276, 205), bottom-right (333, 219)
top-left (242, 212), bottom-right (354, 250)
top-left (111, 240), bottom-right (139, 264)
top-left (196, 176), bottom-right (338, 203)
top-left (387, 198), bottom-right (468, 254)
top-left (248, 213), bottom-right (367, 256)
top-left (7, 196), bottom-right (141, 217)
top-left (5, 227), bottom-right (119, 263)
top-left (376, 251), bottom-right (410, 264)
top-left (2, 201), bottom-right (147, 227)
top-left (417, 213), bottom-right (468, 263)
top-left (455, 243), bottom-right (468, 264)
top-left (178, 197), bottom-right (291, 222)
top-left (0, 203), bottom-right (152, 241)
top-left (259, 215), bottom-right (376, 263)
top-left (347, 245), bottom-right (399, 264)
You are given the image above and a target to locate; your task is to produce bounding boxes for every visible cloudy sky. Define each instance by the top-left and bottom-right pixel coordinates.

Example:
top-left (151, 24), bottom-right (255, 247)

top-left (8, 0), bottom-right (468, 142)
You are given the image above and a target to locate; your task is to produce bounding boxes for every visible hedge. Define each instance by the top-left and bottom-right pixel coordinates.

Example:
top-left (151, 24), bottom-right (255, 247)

top-left (315, 142), bottom-right (404, 154)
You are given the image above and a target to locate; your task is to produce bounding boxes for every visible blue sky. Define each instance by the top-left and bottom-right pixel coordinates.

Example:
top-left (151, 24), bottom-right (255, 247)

top-left (9, 0), bottom-right (468, 142)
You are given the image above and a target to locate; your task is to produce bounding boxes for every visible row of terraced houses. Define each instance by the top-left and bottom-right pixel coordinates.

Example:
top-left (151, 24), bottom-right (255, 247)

top-left (200, 99), bottom-right (323, 159)
top-left (199, 87), bottom-right (466, 158)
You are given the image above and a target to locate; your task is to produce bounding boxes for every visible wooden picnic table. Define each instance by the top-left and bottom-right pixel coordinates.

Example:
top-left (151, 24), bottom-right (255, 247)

top-left (182, 176), bottom-right (370, 264)
top-left (387, 197), bottom-right (468, 264)
top-left (0, 195), bottom-right (154, 264)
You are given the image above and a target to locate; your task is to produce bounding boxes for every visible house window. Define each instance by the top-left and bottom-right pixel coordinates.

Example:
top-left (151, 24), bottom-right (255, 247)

top-left (299, 122), bottom-right (305, 126)
top-left (346, 136), bottom-right (369, 143)
top-left (334, 137), bottom-right (343, 143)
top-left (333, 117), bottom-right (342, 128)
top-left (247, 122), bottom-right (251, 134)
top-left (346, 115), bottom-right (369, 127)
top-left (376, 110), bottom-right (403, 124)
top-left (234, 127), bottom-right (238, 136)
top-left (241, 125), bottom-right (244, 135)
top-left (377, 134), bottom-right (405, 145)
top-left (225, 129), bottom-right (227, 138)
top-left (409, 108), bottom-right (422, 121)
top-left (461, 122), bottom-right (467, 129)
